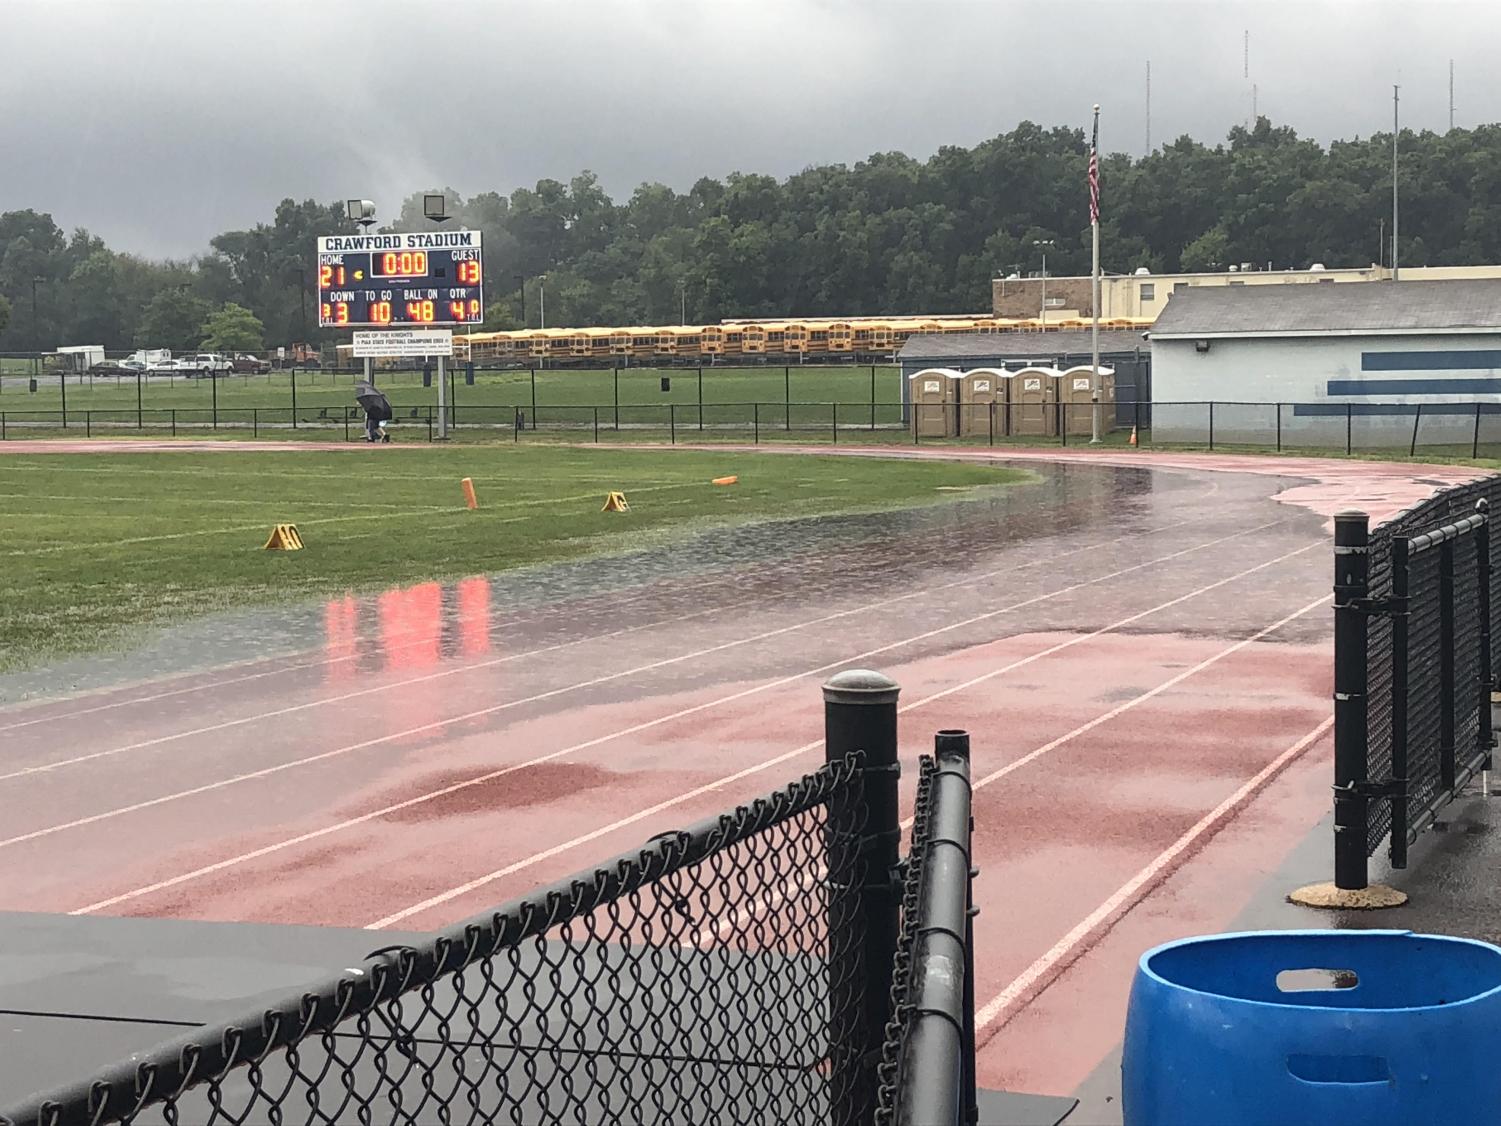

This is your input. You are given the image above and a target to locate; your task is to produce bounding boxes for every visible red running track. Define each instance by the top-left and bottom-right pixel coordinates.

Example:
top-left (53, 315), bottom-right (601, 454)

top-left (0, 447), bottom-right (1482, 1097)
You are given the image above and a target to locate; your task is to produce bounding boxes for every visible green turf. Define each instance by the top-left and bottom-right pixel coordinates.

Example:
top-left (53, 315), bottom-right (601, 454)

top-left (0, 446), bottom-right (1029, 670)
top-left (0, 365), bottom-right (905, 422)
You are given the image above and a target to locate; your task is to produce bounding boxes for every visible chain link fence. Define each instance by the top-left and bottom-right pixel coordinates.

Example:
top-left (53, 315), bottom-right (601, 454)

top-left (3, 672), bottom-right (980, 1126)
top-left (1333, 478), bottom-right (1499, 889)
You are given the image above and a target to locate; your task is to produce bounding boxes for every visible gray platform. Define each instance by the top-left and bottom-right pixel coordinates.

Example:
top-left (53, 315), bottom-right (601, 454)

top-left (0, 911), bottom-right (1076, 1124)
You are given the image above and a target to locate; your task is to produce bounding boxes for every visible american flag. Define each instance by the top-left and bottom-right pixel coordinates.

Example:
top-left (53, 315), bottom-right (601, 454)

top-left (1088, 117), bottom-right (1100, 225)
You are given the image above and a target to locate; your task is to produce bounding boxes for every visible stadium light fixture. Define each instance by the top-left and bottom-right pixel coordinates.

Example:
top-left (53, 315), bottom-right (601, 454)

top-left (424, 194), bottom-right (450, 224)
top-left (346, 199), bottom-right (377, 228)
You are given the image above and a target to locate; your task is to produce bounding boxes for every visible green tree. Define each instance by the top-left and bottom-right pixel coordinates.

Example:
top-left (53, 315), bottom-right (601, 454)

top-left (0, 293), bottom-right (10, 336)
top-left (200, 302), bottom-right (265, 352)
top-left (136, 288), bottom-right (213, 351)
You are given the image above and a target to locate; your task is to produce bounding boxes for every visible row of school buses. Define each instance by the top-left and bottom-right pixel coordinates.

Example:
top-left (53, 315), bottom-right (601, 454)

top-left (454, 315), bottom-right (1153, 364)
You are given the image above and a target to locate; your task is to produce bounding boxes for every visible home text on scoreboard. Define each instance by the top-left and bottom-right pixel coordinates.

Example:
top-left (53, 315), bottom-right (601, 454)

top-left (315, 230), bottom-right (484, 328)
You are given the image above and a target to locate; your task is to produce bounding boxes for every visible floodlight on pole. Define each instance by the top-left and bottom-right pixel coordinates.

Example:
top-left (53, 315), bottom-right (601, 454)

top-left (346, 199), bottom-right (377, 228)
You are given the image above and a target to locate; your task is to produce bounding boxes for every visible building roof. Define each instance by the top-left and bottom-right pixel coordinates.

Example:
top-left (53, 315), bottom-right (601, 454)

top-left (897, 329), bottom-right (1145, 361)
top-left (1151, 279), bottom-right (1501, 339)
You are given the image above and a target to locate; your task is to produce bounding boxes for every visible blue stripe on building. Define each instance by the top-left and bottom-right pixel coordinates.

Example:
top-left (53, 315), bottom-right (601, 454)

top-left (1361, 350), bottom-right (1501, 371)
top-left (1294, 402), bottom-right (1501, 417)
top-left (1328, 377), bottom-right (1501, 395)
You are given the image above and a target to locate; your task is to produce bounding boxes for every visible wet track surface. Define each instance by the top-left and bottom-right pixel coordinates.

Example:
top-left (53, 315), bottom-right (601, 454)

top-left (0, 450), bottom-right (1481, 1099)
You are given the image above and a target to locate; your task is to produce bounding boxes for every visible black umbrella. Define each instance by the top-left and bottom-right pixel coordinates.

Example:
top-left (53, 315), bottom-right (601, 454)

top-left (354, 383), bottom-right (392, 421)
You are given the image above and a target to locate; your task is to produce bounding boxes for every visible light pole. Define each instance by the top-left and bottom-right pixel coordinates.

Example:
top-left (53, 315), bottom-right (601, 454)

top-left (30, 277), bottom-right (45, 378)
top-left (539, 274), bottom-right (547, 330)
top-left (679, 280), bottom-right (687, 325)
top-left (515, 275), bottom-right (526, 327)
top-left (1030, 240), bottom-right (1055, 326)
top-left (294, 267), bottom-right (307, 345)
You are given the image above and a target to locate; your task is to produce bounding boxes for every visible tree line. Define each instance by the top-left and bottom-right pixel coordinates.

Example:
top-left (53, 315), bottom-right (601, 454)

top-left (3, 116), bottom-right (1500, 354)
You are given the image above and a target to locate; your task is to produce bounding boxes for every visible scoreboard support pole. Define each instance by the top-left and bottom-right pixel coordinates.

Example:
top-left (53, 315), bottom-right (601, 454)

top-left (437, 355), bottom-right (449, 440)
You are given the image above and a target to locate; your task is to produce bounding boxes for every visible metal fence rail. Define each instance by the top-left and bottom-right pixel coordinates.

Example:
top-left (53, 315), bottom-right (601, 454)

top-left (9, 397), bottom-right (1501, 458)
top-left (875, 732), bottom-right (978, 1126)
top-left (2, 754), bottom-right (874, 1126)
top-left (1332, 481), bottom-right (1498, 891)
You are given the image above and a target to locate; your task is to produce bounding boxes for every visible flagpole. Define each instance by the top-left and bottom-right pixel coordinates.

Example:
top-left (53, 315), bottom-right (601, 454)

top-left (1090, 103), bottom-right (1103, 444)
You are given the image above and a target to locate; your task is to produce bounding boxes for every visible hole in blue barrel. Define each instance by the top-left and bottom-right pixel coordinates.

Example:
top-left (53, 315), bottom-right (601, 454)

top-left (1286, 1054), bottom-right (1388, 1085)
top-left (1276, 968), bottom-right (1358, 992)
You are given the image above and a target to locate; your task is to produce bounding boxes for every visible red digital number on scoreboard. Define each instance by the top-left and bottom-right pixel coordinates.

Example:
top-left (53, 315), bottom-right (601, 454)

top-left (377, 251), bottom-right (428, 278)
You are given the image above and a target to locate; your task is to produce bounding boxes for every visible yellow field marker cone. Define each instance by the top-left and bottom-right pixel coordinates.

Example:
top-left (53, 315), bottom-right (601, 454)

top-left (263, 524), bottom-right (304, 551)
top-left (712, 475), bottom-right (738, 486)
top-left (461, 477), bottom-right (479, 509)
top-left (602, 491), bottom-right (630, 512)
top-left (1129, 425), bottom-right (1138, 448)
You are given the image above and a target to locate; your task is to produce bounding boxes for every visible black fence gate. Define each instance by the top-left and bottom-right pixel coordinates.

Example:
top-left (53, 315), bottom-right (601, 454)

top-left (1, 673), bottom-right (978, 1126)
top-left (1332, 481), bottom-right (1499, 891)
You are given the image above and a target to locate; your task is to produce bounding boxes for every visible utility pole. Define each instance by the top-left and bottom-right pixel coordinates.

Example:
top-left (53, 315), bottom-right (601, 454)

top-left (1392, 85), bottom-right (1400, 281)
top-left (1243, 29), bottom-right (1250, 127)
top-left (539, 274), bottom-right (547, 330)
top-left (1089, 104), bottom-right (1102, 445)
top-left (1449, 59), bottom-right (1455, 131)
top-left (1031, 240), bottom-right (1054, 325)
top-left (515, 275), bottom-right (525, 327)
top-left (1144, 60), bottom-right (1151, 155)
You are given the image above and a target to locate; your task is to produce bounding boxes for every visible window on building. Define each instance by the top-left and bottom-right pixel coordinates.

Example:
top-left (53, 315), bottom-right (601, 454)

top-left (1043, 296), bottom-right (1066, 308)
top-left (1229, 280), bottom-right (1245, 286)
top-left (1139, 282), bottom-right (1156, 301)
top-left (1173, 282), bottom-right (1191, 293)
top-left (1318, 278), bottom-right (1335, 283)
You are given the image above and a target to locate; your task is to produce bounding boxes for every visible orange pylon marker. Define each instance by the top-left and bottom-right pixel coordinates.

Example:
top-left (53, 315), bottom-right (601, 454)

top-left (1129, 425), bottom-right (1138, 448)
top-left (461, 477), bottom-right (479, 509)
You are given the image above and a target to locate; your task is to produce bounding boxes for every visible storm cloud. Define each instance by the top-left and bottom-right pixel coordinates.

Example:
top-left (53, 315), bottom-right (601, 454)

top-left (2, 0), bottom-right (1494, 257)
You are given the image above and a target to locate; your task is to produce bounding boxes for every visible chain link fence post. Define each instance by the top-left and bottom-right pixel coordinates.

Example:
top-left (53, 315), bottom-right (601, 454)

top-left (1333, 511), bottom-right (1372, 890)
top-left (1477, 500), bottom-right (1494, 763)
top-left (823, 670), bottom-right (901, 1126)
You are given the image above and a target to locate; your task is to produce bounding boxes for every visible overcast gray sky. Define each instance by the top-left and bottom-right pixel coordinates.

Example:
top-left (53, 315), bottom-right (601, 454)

top-left (2, 0), bottom-right (1495, 258)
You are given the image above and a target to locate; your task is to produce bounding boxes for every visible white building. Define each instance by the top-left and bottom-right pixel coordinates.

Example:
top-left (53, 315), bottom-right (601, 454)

top-left (1149, 280), bottom-right (1501, 449)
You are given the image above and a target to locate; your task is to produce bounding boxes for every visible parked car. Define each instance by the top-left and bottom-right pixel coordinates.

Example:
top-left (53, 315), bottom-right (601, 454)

top-left (231, 354), bottom-right (271, 374)
top-left (146, 357), bottom-right (180, 373)
top-left (117, 359), bottom-right (147, 374)
top-left (87, 360), bottom-right (124, 375)
top-left (189, 353), bottom-right (233, 376)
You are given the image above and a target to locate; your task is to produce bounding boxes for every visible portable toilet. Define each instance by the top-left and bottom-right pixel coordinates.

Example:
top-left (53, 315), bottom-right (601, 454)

top-left (959, 367), bottom-right (1005, 438)
top-left (1009, 366), bottom-right (1060, 437)
top-left (909, 368), bottom-right (961, 438)
top-left (1058, 365), bottom-right (1116, 436)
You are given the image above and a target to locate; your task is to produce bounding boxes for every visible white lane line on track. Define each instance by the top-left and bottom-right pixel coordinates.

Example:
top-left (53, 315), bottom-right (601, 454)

top-left (64, 524), bottom-right (1291, 916)
top-left (688, 577), bottom-right (1331, 943)
top-left (939, 590), bottom-right (1328, 809)
top-left (972, 714), bottom-right (1334, 1039)
top-left (360, 541), bottom-right (1320, 930)
top-left (0, 509), bottom-right (1226, 766)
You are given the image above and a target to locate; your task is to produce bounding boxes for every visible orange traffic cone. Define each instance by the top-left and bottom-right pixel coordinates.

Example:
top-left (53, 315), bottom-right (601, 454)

top-left (1129, 425), bottom-right (1138, 447)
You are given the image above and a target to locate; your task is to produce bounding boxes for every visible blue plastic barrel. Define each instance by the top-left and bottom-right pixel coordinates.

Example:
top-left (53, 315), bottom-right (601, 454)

top-left (1122, 930), bottom-right (1501, 1126)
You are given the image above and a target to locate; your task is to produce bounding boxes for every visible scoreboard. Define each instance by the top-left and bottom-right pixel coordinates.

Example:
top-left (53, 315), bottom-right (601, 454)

top-left (315, 230), bottom-right (483, 328)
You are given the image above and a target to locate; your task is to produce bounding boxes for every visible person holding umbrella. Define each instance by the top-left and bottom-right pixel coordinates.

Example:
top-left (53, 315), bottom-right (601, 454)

top-left (355, 381), bottom-right (392, 443)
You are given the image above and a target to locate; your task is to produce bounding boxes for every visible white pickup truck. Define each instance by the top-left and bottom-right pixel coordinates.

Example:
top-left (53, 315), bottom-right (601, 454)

top-left (182, 353), bottom-right (234, 377)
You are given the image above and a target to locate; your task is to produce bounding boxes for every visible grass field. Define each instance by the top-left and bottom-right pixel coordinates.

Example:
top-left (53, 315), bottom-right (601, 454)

top-left (0, 364), bottom-right (905, 418)
top-left (0, 446), bottom-right (1028, 670)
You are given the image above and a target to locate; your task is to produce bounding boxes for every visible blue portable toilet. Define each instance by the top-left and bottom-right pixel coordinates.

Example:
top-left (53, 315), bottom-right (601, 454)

top-left (1123, 930), bottom-right (1501, 1126)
